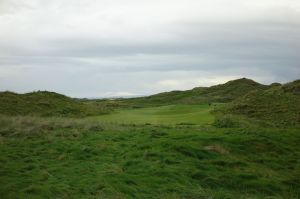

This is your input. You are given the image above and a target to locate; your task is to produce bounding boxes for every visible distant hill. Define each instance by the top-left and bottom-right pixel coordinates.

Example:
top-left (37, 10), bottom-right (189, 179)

top-left (124, 78), bottom-right (267, 106)
top-left (0, 91), bottom-right (109, 117)
top-left (226, 80), bottom-right (300, 127)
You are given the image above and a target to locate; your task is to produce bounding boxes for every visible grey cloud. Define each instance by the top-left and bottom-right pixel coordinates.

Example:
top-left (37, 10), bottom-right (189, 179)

top-left (0, 0), bottom-right (299, 97)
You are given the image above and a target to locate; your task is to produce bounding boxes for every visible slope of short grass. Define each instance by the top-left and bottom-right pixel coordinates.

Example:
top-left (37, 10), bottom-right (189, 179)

top-left (91, 104), bottom-right (214, 125)
top-left (0, 116), bottom-right (299, 199)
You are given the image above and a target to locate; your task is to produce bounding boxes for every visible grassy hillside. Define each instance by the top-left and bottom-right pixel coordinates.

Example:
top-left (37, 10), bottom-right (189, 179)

top-left (1, 116), bottom-right (299, 199)
top-left (1, 78), bottom-right (300, 198)
top-left (122, 78), bottom-right (267, 106)
top-left (1, 78), bottom-right (299, 126)
top-left (0, 78), bottom-right (267, 117)
top-left (225, 80), bottom-right (300, 127)
top-left (0, 91), bottom-right (109, 117)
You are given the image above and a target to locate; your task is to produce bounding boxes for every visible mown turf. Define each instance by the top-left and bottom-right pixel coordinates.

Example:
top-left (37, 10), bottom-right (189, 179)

top-left (91, 104), bottom-right (215, 125)
top-left (0, 116), bottom-right (299, 199)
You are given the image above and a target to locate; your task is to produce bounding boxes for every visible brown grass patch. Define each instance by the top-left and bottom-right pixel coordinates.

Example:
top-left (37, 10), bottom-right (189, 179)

top-left (203, 144), bottom-right (229, 155)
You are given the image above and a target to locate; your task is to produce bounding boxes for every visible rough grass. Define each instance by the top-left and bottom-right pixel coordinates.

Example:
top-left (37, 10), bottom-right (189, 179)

top-left (91, 104), bottom-right (215, 125)
top-left (0, 91), bottom-right (111, 117)
top-left (0, 115), bottom-right (299, 199)
top-left (226, 80), bottom-right (300, 127)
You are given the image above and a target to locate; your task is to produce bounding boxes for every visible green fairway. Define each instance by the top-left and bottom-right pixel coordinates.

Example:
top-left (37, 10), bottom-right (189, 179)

top-left (92, 104), bottom-right (214, 125)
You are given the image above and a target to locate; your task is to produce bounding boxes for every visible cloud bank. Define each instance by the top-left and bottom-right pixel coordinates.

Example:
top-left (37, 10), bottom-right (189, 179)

top-left (0, 0), bottom-right (299, 97)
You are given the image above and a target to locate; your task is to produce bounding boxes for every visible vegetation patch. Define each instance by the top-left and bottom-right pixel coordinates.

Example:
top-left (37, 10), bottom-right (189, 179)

top-left (1, 78), bottom-right (300, 198)
top-left (226, 80), bottom-right (300, 127)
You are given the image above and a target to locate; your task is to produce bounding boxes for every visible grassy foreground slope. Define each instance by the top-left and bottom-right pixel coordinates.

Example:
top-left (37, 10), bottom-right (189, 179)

top-left (226, 80), bottom-right (300, 127)
top-left (0, 116), bottom-right (299, 199)
top-left (0, 91), bottom-right (109, 117)
top-left (92, 104), bottom-right (214, 125)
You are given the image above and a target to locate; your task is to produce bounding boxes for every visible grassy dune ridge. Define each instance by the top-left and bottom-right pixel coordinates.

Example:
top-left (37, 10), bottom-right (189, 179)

top-left (0, 91), bottom-right (111, 117)
top-left (120, 78), bottom-right (267, 106)
top-left (225, 80), bottom-right (300, 127)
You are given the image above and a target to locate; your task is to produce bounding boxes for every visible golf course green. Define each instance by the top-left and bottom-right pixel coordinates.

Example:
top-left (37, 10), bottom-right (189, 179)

top-left (92, 104), bottom-right (214, 125)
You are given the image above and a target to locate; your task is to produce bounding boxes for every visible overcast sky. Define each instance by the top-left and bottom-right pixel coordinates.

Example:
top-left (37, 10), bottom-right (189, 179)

top-left (0, 0), bottom-right (299, 98)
